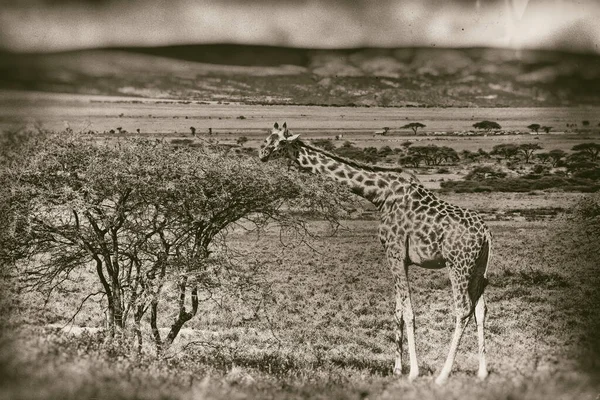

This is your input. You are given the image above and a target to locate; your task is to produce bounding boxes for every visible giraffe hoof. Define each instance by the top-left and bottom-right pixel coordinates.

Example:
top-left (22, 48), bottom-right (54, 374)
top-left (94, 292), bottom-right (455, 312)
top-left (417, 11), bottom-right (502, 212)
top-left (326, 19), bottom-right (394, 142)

top-left (393, 367), bottom-right (403, 376)
top-left (477, 369), bottom-right (489, 380)
top-left (408, 371), bottom-right (419, 381)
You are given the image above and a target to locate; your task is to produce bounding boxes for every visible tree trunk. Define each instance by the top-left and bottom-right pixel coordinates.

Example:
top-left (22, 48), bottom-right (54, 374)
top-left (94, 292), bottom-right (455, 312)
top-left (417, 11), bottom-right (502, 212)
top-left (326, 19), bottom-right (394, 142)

top-left (150, 298), bottom-right (162, 355)
top-left (134, 305), bottom-right (144, 355)
top-left (164, 280), bottom-right (198, 347)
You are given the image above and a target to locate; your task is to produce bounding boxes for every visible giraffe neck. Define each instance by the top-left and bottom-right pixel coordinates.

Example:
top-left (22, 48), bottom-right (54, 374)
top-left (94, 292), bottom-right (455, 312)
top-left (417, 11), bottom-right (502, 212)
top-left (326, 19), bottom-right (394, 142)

top-left (292, 142), bottom-right (414, 206)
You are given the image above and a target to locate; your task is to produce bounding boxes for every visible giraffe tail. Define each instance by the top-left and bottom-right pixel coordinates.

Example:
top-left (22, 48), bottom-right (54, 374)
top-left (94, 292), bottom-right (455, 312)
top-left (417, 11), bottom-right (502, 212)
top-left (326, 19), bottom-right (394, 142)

top-left (467, 233), bottom-right (491, 321)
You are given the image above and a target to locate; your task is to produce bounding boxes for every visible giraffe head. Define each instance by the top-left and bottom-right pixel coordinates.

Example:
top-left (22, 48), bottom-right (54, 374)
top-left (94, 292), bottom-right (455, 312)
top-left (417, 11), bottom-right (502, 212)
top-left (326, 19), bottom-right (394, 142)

top-left (258, 122), bottom-right (300, 162)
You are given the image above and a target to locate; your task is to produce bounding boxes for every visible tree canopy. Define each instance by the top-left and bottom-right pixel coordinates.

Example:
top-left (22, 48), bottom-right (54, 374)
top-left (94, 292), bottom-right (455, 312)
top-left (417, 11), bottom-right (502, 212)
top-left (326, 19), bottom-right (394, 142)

top-left (572, 143), bottom-right (600, 162)
top-left (473, 120), bottom-right (501, 131)
top-left (518, 143), bottom-right (542, 163)
top-left (2, 132), bottom-right (350, 352)
top-left (401, 122), bottom-right (426, 135)
top-left (490, 143), bottom-right (519, 160)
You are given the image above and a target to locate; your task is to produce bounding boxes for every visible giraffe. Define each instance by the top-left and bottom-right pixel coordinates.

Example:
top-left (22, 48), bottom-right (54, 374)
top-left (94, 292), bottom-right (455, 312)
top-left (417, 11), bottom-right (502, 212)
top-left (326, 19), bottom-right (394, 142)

top-left (259, 122), bottom-right (492, 384)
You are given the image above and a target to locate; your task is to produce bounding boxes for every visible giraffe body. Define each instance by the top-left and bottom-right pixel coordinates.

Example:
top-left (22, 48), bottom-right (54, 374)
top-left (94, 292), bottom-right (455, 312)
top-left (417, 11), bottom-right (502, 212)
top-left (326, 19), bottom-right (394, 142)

top-left (259, 123), bottom-right (491, 383)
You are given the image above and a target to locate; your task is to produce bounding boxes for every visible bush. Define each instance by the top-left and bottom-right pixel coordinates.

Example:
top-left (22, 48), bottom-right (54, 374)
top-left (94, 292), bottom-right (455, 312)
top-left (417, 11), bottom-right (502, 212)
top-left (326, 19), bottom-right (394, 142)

top-left (1, 132), bottom-right (351, 354)
top-left (171, 138), bottom-right (194, 146)
top-left (532, 164), bottom-right (549, 175)
top-left (570, 194), bottom-right (600, 244)
top-left (464, 165), bottom-right (507, 180)
top-left (311, 139), bottom-right (336, 152)
top-left (440, 176), bottom-right (600, 193)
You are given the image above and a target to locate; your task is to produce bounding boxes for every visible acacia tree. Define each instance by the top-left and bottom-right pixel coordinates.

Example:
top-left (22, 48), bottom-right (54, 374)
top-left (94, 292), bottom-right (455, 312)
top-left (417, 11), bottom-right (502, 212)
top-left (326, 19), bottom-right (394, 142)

top-left (572, 143), bottom-right (600, 162)
top-left (490, 143), bottom-right (519, 161)
top-left (3, 133), bottom-right (349, 353)
top-left (537, 153), bottom-right (551, 164)
top-left (473, 120), bottom-right (501, 132)
top-left (518, 143), bottom-right (542, 163)
top-left (527, 124), bottom-right (541, 133)
top-left (401, 122), bottom-right (426, 135)
top-left (399, 155), bottom-right (422, 168)
top-left (408, 145), bottom-right (458, 166)
top-left (548, 149), bottom-right (567, 167)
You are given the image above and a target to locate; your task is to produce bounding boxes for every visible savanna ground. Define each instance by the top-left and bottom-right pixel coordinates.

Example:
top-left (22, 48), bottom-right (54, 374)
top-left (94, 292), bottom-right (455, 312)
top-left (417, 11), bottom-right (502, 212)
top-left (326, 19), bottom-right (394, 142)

top-left (1, 92), bottom-right (600, 399)
top-left (1, 200), bottom-right (599, 400)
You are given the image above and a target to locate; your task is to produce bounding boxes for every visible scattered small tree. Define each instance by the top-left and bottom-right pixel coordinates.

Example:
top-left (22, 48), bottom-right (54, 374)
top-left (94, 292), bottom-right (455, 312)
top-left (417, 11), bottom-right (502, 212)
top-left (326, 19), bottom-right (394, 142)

top-left (536, 152), bottom-right (551, 164)
top-left (490, 143), bottom-right (519, 161)
top-left (542, 126), bottom-right (552, 133)
top-left (408, 145), bottom-right (458, 166)
top-left (527, 124), bottom-right (541, 133)
top-left (190, 126), bottom-right (196, 136)
top-left (311, 139), bottom-right (336, 152)
top-left (399, 154), bottom-right (423, 168)
top-left (548, 149), bottom-right (567, 166)
top-left (518, 143), bottom-right (542, 163)
top-left (461, 150), bottom-right (479, 163)
top-left (236, 136), bottom-right (249, 147)
top-left (374, 127), bottom-right (390, 136)
top-left (477, 148), bottom-right (490, 158)
top-left (401, 123), bottom-right (426, 135)
top-left (464, 165), bottom-right (507, 180)
top-left (378, 146), bottom-right (393, 157)
top-left (565, 152), bottom-right (598, 175)
top-left (473, 120), bottom-right (502, 132)
top-left (572, 143), bottom-right (600, 162)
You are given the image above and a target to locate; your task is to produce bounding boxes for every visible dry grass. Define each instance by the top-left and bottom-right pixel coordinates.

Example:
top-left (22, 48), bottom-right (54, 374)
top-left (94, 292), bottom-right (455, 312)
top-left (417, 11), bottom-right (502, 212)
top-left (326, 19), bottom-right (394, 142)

top-left (1, 203), bottom-right (599, 399)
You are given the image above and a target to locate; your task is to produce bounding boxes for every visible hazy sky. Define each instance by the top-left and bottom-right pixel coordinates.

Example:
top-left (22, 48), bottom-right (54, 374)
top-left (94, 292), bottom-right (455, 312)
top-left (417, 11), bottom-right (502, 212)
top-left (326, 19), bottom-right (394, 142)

top-left (1, 0), bottom-right (599, 53)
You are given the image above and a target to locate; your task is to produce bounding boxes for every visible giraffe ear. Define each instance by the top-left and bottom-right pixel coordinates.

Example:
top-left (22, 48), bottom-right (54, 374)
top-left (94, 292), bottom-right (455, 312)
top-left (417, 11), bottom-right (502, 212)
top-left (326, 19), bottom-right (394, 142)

top-left (286, 134), bottom-right (300, 141)
top-left (283, 122), bottom-right (287, 129)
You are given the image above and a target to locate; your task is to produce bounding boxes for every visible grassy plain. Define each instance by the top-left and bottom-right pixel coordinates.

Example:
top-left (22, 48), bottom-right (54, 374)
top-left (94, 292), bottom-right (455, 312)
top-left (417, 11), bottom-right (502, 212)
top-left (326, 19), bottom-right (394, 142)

top-left (1, 91), bottom-right (600, 154)
top-left (1, 93), bottom-right (599, 399)
top-left (2, 191), bottom-right (599, 399)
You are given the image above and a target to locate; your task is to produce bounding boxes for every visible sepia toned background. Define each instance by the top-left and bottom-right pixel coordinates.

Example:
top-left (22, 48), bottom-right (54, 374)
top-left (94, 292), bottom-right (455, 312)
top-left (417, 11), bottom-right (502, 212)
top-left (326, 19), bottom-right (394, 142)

top-left (0, 1), bottom-right (599, 400)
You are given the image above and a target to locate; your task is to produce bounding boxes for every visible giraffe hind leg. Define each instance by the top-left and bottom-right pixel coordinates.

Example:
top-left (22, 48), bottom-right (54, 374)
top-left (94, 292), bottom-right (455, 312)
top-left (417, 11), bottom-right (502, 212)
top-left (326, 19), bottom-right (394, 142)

top-left (393, 292), bottom-right (404, 376)
top-left (390, 258), bottom-right (419, 379)
top-left (435, 268), bottom-right (473, 385)
top-left (404, 291), bottom-right (419, 380)
top-left (475, 296), bottom-right (488, 380)
top-left (435, 313), bottom-right (471, 385)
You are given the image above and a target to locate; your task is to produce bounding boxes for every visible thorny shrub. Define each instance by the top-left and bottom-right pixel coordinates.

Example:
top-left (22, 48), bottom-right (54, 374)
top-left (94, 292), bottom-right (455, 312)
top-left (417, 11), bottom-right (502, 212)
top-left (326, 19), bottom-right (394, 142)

top-left (0, 131), bottom-right (353, 355)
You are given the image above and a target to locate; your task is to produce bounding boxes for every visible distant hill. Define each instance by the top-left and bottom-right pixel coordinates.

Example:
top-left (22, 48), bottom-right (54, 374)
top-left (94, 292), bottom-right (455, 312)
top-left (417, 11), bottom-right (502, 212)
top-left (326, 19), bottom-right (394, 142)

top-left (1, 45), bottom-right (599, 107)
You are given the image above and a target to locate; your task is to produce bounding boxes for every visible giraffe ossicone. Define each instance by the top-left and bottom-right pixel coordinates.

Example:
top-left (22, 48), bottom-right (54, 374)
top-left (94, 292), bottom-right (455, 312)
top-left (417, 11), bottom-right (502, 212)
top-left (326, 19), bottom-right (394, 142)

top-left (259, 122), bottom-right (492, 384)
